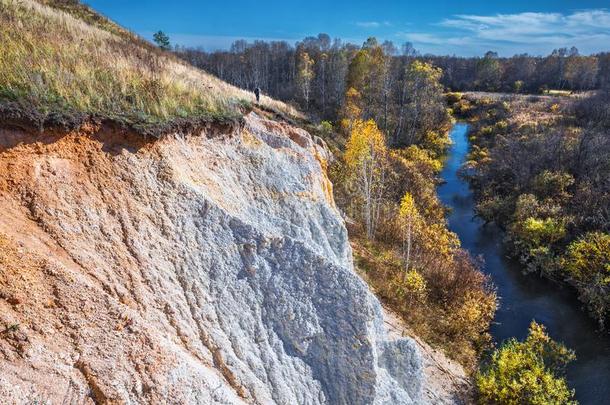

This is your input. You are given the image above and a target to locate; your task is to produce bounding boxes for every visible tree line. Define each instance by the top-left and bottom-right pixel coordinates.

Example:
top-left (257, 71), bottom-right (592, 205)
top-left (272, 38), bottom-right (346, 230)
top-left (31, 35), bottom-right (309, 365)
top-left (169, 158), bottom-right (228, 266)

top-left (176, 35), bottom-right (610, 119)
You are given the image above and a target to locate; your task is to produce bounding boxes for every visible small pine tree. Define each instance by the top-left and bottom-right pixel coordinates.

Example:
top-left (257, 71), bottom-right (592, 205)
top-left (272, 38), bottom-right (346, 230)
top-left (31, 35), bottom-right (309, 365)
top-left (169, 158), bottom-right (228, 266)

top-left (153, 30), bottom-right (171, 50)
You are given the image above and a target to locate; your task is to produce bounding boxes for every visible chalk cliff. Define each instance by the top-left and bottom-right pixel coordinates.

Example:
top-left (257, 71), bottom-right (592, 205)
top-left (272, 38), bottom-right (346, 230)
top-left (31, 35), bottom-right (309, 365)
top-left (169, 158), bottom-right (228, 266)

top-left (0, 113), bottom-right (428, 404)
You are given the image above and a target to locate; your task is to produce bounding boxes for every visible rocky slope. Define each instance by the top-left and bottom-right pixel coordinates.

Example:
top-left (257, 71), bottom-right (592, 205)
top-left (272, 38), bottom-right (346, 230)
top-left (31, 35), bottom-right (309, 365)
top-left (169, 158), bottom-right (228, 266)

top-left (0, 113), bottom-right (443, 404)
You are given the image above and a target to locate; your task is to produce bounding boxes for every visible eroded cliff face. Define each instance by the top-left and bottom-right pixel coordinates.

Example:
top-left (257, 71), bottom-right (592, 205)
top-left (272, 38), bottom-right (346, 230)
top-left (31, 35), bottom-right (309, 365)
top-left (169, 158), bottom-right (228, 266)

top-left (0, 113), bottom-right (427, 404)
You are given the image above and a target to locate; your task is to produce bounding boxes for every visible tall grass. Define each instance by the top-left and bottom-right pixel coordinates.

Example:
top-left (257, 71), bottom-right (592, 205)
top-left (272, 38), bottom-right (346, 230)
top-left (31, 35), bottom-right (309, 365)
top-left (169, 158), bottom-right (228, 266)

top-left (0, 0), bottom-right (298, 128)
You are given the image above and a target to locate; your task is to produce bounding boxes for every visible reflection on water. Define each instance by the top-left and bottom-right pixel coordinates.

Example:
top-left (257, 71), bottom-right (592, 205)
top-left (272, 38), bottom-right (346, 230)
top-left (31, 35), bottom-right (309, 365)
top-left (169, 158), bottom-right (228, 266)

top-left (437, 123), bottom-right (610, 404)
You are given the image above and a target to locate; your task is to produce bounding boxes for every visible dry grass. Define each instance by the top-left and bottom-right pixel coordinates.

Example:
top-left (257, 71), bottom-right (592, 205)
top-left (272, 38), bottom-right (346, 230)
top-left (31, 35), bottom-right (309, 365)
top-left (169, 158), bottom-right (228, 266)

top-left (0, 0), bottom-right (300, 130)
top-left (351, 235), bottom-right (496, 371)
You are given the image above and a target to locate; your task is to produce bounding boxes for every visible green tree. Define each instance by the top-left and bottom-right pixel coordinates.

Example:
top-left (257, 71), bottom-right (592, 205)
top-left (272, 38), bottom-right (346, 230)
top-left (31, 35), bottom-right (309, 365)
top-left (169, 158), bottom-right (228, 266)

top-left (153, 30), bottom-right (171, 50)
top-left (477, 321), bottom-right (576, 405)
top-left (476, 51), bottom-right (502, 91)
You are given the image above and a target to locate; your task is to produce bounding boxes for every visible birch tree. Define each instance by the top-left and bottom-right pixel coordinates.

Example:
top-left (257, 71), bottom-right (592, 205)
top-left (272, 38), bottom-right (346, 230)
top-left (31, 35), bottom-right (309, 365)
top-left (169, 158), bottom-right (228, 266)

top-left (398, 192), bottom-right (421, 278)
top-left (395, 61), bottom-right (445, 146)
top-left (297, 51), bottom-right (315, 109)
top-left (345, 119), bottom-right (388, 239)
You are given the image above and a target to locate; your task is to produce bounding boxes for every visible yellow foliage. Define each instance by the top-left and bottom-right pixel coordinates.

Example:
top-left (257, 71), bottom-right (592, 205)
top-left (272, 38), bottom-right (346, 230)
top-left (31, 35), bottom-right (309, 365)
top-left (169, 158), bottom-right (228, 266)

top-left (476, 322), bottom-right (576, 405)
top-left (345, 119), bottom-right (388, 238)
top-left (561, 232), bottom-right (610, 282)
top-left (420, 223), bottom-right (460, 260)
top-left (345, 119), bottom-right (387, 169)
top-left (342, 87), bottom-right (363, 131)
top-left (408, 60), bottom-right (443, 82)
top-left (404, 269), bottom-right (426, 295)
top-left (398, 193), bottom-right (419, 223)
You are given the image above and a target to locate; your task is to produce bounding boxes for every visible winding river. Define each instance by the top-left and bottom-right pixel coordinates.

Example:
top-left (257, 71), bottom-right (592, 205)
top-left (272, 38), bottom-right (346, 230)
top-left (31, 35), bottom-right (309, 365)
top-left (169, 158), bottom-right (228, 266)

top-left (437, 123), bottom-right (610, 404)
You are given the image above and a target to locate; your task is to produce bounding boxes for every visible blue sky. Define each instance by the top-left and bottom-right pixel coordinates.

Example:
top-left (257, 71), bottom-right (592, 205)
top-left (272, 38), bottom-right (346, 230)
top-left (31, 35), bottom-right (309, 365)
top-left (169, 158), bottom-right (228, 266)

top-left (87, 1), bottom-right (610, 56)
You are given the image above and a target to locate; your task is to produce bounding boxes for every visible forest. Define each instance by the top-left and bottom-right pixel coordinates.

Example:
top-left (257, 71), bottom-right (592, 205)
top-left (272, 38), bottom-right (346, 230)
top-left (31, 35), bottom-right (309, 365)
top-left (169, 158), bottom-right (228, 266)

top-left (176, 34), bottom-right (610, 120)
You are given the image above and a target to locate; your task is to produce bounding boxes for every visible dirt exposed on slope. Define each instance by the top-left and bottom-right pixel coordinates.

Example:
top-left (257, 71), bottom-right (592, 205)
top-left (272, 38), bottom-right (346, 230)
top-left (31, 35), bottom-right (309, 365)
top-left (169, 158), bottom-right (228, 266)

top-left (0, 113), bottom-right (462, 404)
top-left (382, 307), bottom-right (472, 404)
top-left (0, 123), bottom-right (249, 403)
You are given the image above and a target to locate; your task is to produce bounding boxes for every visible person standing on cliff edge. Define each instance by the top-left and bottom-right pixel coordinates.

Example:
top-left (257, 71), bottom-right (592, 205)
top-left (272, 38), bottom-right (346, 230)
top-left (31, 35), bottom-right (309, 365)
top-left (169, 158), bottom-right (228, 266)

top-left (254, 87), bottom-right (261, 103)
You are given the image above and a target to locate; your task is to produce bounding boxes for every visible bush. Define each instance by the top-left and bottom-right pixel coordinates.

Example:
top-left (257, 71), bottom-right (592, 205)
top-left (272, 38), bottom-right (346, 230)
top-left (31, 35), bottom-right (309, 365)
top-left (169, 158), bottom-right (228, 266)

top-left (531, 171), bottom-right (574, 200)
top-left (561, 232), bottom-right (610, 326)
top-left (514, 217), bottom-right (566, 247)
top-left (446, 92), bottom-right (463, 104)
top-left (319, 120), bottom-right (334, 135)
top-left (477, 321), bottom-right (576, 405)
top-left (394, 269), bottom-right (427, 304)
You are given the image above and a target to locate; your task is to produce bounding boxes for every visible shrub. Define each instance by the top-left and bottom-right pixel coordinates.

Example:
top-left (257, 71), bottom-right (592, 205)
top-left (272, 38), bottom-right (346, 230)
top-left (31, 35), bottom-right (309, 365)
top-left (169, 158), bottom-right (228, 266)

top-left (531, 171), bottom-right (574, 200)
top-left (446, 92), bottom-right (463, 104)
top-left (561, 232), bottom-right (610, 326)
top-left (319, 120), bottom-right (334, 135)
top-left (476, 321), bottom-right (576, 405)
top-left (513, 80), bottom-right (524, 93)
top-left (515, 217), bottom-right (566, 247)
top-left (422, 130), bottom-right (452, 157)
top-left (452, 99), bottom-right (472, 116)
top-left (394, 269), bottom-right (427, 304)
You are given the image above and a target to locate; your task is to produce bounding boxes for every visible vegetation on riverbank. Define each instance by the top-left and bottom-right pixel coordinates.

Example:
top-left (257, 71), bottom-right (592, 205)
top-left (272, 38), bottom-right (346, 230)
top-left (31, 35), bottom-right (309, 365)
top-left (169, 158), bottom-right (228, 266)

top-left (451, 91), bottom-right (610, 329)
top-left (308, 47), bottom-right (497, 370)
top-left (476, 321), bottom-right (577, 404)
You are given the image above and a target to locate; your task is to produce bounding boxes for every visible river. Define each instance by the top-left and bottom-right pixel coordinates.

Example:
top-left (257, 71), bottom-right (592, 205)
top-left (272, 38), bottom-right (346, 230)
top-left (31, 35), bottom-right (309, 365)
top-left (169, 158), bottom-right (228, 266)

top-left (437, 123), bottom-right (610, 403)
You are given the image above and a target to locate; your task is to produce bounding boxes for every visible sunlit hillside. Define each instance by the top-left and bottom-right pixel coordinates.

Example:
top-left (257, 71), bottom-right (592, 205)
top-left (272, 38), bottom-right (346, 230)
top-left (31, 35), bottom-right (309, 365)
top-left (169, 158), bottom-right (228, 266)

top-left (0, 0), bottom-right (298, 133)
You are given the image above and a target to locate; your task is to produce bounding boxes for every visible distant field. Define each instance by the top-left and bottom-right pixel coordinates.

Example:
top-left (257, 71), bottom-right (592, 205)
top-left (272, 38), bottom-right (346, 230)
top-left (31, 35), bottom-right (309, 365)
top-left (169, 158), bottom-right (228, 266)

top-left (460, 90), bottom-right (591, 102)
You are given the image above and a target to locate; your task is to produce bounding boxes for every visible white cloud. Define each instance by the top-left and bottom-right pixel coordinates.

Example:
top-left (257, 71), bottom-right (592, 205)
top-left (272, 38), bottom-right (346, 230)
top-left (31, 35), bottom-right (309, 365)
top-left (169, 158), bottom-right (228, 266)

top-left (356, 21), bottom-right (392, 29)
top-left (398, 32), bottom-right (471, 46)
top-left (400, 9), bottom-right (610, 56)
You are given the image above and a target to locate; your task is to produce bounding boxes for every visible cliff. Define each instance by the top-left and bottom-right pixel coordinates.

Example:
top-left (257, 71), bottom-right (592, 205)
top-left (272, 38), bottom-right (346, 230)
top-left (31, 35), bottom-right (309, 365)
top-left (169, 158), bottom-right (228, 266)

top-left (0, 114), bottom-right (431, 404)
top-left (0, 1), bottom-right (472, 402)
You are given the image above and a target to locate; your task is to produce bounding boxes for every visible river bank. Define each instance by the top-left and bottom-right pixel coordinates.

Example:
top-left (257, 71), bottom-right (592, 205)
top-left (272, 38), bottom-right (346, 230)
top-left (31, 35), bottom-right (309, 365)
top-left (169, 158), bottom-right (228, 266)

top-left (438, 123), bottom-right (610, 404)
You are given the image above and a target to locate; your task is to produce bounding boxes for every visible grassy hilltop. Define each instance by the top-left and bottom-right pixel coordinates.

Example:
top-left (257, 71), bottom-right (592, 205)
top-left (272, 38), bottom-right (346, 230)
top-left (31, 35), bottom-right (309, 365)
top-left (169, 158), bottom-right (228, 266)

top-left (0, 0), bottom-right (296, 134)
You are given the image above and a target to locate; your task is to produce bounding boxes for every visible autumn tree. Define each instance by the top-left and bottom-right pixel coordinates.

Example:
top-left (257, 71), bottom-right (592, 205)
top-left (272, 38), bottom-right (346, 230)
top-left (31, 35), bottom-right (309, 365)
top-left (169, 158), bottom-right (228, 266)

top-left (398, 192), bottom-right (421, 276)
top-left (345, 119), bottom-right (388, 239)
top-left (296, 51), bottom-right (315, 109)
top-left (394, 61), bottom-right (446, 146)
top-left (477, 321), bottom-right (576, 404)
top-left (561, 232), bottom-right (610, 327)
top-left (341, 87), bottom-right (362, 132)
